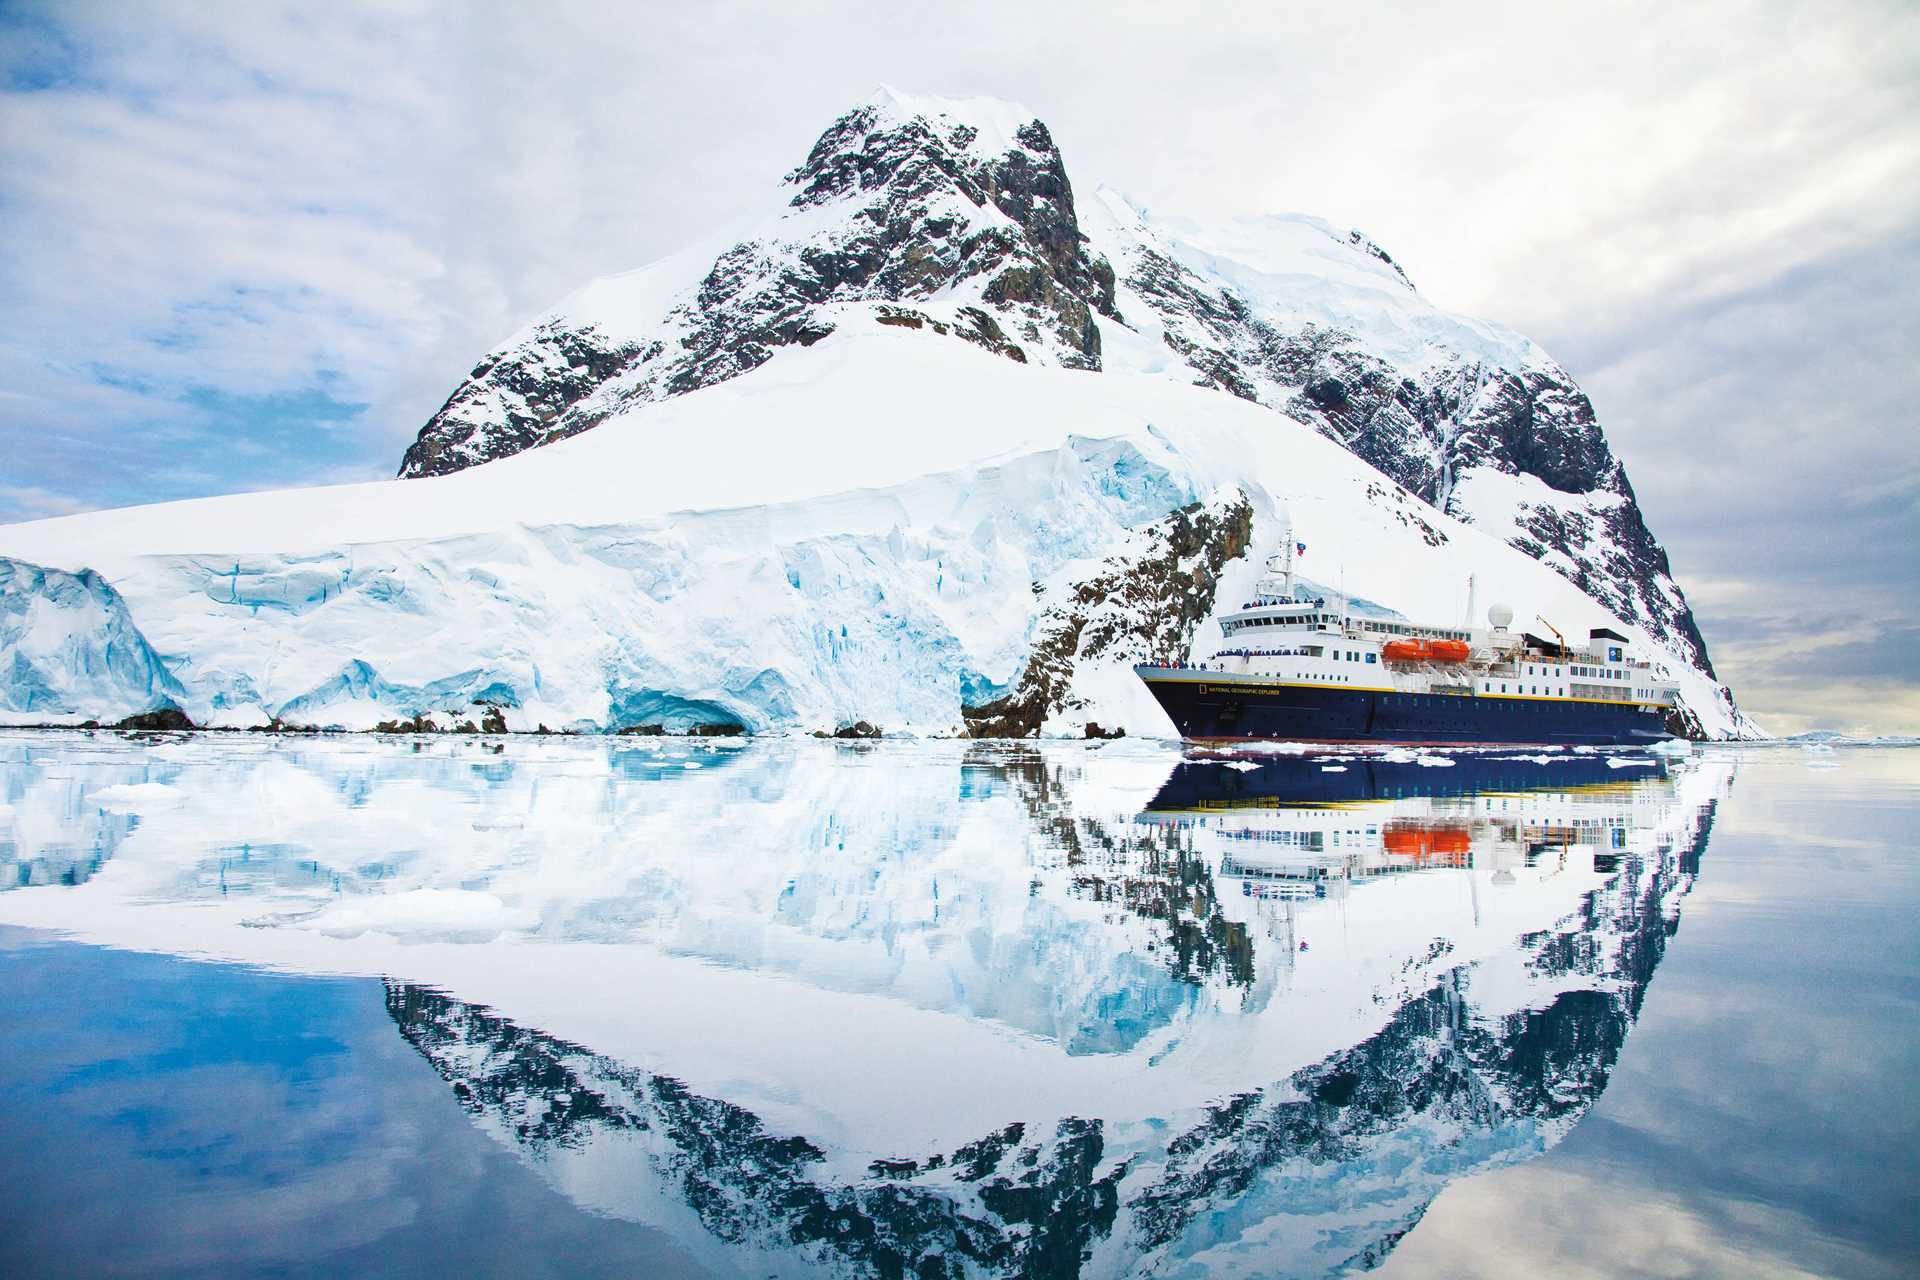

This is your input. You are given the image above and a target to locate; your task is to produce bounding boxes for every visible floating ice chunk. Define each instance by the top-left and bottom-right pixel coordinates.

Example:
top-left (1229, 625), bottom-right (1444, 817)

top-left (1413, 754), bottom-right (1456, 768)
top-left (1222, 761), bottom-right (1261, 772)
top-left (1606, 757), bottom-right (1658, 770)
top-left (90, 782), bottom-right (184, 811)
top-left (291, 889), bottom-right (535, 940)
top-left (1320, 765), bottom-right (1348, 772)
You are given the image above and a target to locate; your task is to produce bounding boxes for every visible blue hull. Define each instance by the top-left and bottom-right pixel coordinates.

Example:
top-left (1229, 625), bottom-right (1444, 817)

top-left (1143, 752), bottom-right (1668, 813)
top-left (1138, 672), bottom-right (1672, 746)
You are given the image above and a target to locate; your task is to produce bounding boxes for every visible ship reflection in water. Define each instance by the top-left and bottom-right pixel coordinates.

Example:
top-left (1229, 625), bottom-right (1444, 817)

top-left (0, 734), bottom-right (1730, 1278)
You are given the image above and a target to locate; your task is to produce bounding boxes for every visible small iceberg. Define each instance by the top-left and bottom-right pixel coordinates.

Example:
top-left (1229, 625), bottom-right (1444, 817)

top-left (90, 782), bottom-right (185, 812)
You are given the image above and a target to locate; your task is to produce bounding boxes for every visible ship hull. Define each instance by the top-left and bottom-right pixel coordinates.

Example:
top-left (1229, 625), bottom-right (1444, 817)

top-left (1138, 671), bottom-right (1671, 746)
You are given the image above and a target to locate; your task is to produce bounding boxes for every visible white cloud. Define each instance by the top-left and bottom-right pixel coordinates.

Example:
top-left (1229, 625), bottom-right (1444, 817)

top-left (0, 484), bottom-right (91, 519)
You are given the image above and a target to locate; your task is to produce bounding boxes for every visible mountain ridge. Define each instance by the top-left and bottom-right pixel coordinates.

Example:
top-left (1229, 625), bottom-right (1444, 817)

top-left (396, 88), bottom-right (1717, 683)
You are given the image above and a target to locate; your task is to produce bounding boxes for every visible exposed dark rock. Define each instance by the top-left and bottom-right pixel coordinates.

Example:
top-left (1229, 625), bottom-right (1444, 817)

top-left (370, 702), bottom-right (509, 735)
top-left (963, 493), bottom-right (1254, 737)
top-left (875, 305), bottom-right (1028, 364)
top-left (114, 706), bottom-right (194, 731)
top-left (833, 720), bottom-right (883, 739)
top-left (398, 324), bottom-right (656, 478)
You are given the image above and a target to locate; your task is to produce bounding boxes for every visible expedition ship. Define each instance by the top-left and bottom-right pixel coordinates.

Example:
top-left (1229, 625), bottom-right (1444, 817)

top-left (1134, 541), bottom-right (1679, 745)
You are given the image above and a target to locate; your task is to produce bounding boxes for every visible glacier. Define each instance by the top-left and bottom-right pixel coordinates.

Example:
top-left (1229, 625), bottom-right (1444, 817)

top-left (0, 558), bottom-right (186, 725)
top-left (0, 326), bottom-right (1750, 736)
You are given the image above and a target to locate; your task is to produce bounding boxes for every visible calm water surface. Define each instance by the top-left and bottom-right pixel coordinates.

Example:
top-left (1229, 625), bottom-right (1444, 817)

top-left (0, 732), bottom-right (1913, 1278)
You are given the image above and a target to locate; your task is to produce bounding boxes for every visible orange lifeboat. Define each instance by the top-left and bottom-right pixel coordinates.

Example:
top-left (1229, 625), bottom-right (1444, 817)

top-left (1381, 638), bottom-right (1471, 663)
top-left (1383, 823), bottom-right (1473, 862)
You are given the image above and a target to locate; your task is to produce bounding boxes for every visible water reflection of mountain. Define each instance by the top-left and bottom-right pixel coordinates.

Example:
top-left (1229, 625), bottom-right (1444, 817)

top-left (388, 764), bottom-right (1724, 1279)
top-left (995, 747), bottom-right (1256, 998)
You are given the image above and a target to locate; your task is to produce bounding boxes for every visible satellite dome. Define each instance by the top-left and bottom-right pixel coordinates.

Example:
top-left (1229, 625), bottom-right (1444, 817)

top-left (1488, 603), bottom-right (1514, 629)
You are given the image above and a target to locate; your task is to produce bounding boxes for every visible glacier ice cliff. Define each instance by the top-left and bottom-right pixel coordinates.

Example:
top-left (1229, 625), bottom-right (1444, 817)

top-left (0, 558), bottom-right (185, 726)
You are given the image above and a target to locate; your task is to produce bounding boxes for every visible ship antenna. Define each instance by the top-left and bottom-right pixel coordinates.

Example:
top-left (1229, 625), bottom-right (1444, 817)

top-left (1265, 521), bottom-right (1296, 602)
top-left (1282, 522), bottom-right (1295, 598)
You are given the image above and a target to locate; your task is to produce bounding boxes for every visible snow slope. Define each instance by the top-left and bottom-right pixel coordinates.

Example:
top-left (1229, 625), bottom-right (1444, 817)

top-left (0, 322), bottom-right (1750, 735)
top-left (381, 88), bottom-right (1725, 691)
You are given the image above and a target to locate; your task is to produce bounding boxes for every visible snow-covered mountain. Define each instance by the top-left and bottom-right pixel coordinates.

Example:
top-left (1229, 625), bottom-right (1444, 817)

top-left (400, 86), bottom-right (1717, 681)
top-left (0, 88), bottom-right (1757, 737)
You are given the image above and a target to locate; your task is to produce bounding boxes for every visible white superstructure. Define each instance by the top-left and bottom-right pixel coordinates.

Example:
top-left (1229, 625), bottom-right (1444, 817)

top-left (1158, 535), bottom-right (1681, 713)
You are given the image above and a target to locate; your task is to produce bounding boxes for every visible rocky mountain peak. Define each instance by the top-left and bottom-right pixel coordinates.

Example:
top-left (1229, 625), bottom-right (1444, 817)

top-left (773, 88), bottom-right (1119, 358)
top-left (397, 90), bottom-right (1120, 480)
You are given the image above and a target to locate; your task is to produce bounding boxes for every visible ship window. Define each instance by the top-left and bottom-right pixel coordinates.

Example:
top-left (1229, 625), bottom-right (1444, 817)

top-left (1366, 653), bottom-right (1376, 664)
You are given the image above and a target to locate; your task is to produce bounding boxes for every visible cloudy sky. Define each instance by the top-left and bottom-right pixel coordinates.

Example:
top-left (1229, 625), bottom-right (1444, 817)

top-left (2, 0), bottom-right (1915, 734)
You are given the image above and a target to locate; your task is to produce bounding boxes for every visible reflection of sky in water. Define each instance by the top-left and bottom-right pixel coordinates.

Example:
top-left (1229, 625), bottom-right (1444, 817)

top-left (0, 734), bottom-right (1912, 1277)
top-left (0, 933), bottom-right (707, 1279)
top-left (1382, 748), bottom-right (1920, 1280)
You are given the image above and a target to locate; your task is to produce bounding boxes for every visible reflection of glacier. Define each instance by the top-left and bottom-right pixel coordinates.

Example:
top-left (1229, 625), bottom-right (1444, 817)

top-left (378, 751), bottom-right (1724, 1279)
top-left (0, 734), bottom-right (1251, 1054)
top-left (0, 732), bottom-right (1729, 1275)
top-left (0, 734), bottom-right (147, 889)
